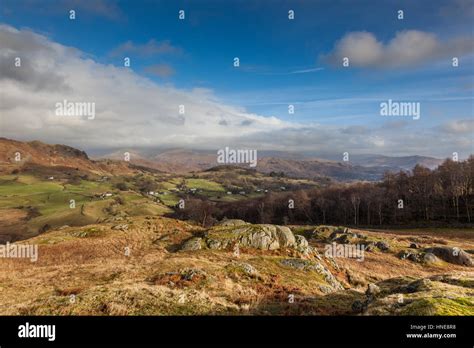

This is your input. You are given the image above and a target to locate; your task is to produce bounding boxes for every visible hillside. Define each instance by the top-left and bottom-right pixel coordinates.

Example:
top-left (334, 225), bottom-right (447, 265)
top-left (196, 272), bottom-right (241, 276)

top-left (0, 138), bottom-right (136, 176)
top-left (0, 139), bottom-right (321, 243)
top-left (0, 166), bottom-right (319, 243)
top-left (0, 218), bottom-right (472, 315)
top-left (0, 139), bottom-right (470, 244)
top-left (0, 138), bottom-right (472, 316)
top-left (256, 157), bottom-right (384, 181)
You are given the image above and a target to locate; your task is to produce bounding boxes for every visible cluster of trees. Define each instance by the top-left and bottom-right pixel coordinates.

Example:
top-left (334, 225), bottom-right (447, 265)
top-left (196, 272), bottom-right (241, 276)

top-left (173, 157), bottom-right (473, 227)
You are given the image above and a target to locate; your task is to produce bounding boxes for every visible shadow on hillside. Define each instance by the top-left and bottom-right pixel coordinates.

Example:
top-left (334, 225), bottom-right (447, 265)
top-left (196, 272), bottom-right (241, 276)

top-left (245, 288), bottom-right (365, 316)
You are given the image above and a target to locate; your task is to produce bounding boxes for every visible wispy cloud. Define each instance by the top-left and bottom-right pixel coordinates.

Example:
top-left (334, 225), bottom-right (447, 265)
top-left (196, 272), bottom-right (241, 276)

top-left (241, 65), bottom-right (324, 75)
top-left (440, 119), bottom-right (474, 134)
top-left (290, 67), bottom-right (324, 74)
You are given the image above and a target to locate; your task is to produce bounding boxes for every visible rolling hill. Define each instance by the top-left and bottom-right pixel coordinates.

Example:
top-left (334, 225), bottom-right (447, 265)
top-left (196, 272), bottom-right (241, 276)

top-left (0, 138), bottom-right (137, 176)
top-left (98, 147), bottom-right (444, 181)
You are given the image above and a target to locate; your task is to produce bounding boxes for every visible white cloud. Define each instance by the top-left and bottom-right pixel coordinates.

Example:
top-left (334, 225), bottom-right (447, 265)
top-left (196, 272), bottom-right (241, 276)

top-left (0, 24), bottom-right (472, 159)
top-left (442, 119), bottom-right (474, 134)
top-left (323, 30), bottom-right (473, 68)
top-left (0, 24), bottom-right (291, 149)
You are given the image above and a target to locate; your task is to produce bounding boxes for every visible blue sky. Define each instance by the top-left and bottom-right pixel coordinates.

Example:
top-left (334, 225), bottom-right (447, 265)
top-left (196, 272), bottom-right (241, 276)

top-left (0, 0), bottom-right (473, 157)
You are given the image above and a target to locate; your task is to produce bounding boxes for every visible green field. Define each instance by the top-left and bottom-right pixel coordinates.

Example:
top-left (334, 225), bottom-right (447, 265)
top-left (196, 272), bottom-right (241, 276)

top-left (0, 175), bottom-right (171, 238)
top-left (0, 170), bottom-right (319, 240)
top-left (185, 178), bottom-right (225, 192)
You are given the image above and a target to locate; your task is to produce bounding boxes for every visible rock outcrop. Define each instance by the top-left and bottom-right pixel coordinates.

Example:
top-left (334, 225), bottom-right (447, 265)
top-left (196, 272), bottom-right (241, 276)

top-left (424, 246), bottom-right (473, 266)
top-left (279, 258), bottom-right (344, 292)
top-left (182, 222), bottom-right (312, 254)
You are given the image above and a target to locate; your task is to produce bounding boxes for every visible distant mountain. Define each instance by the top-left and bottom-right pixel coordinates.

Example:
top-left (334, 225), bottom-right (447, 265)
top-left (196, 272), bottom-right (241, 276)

top-left (152, 149), bottom-right (218, 173)
top-left (340, 154), bottom-right (444, 170)
top-left (98, 147), bottom-right (445, 181)
top-left (1, 139), bottom-right (446, 181)
top-left (100, 148), bottom-right (216, 173)
top-left (255, 157), bottom-right (387, 181)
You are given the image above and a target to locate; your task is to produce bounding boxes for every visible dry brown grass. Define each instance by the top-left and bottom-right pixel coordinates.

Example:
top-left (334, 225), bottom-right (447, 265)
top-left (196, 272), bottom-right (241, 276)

top-left (0, 217), bottom-right (472, 315)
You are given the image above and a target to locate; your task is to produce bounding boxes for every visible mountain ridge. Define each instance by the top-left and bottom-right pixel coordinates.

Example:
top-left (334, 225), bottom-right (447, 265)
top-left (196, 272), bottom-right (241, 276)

top-left (96, 147), bottom-right (445, 181)
top-left (0, 138), bottom-right (136, 176)
top-left (0, 138), bottom-right (445, 181)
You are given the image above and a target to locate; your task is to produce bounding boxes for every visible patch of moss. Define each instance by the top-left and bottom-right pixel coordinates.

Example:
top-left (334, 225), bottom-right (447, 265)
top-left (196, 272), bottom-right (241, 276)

top-left (400, 297), bottom-right (474, 316)
top-left (309, 289), bottom-right (365, 315)
top-left (70, 227), bottom-right (104, 238)
top-left (437, 277), bottom-right (474, 289)
top-left (35, 235), bottom-right (74, 244)
top-left (291, 227), bottom-right (313, 240)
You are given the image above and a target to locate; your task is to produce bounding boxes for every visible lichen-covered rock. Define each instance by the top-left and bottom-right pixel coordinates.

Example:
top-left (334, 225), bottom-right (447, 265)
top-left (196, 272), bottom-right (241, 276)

top-left (399, 250), bottom-right (421, 262)
top-left (429, 274), bottom-right (474, 288)
top-left (318, 285), bottom-right (334, 294)
top-left (239, 227), bottom-right (280, 250)
top-left (217, 219), bottom-right (248, 227)
top-left (376, 241), bottom-right (390, 252)
top-left (363, 275), bottom-right (474, 315)
top-left (422, 252), bottom-right (440, 264)
top-left (112, 224), bottom-right (128, 231)
top-left (334, 234), bottom-right (355, 244)
top-left (424, 247), bottom-right (473, 267)
top-left (207, 238), bottom-right (231, 250)
top-left (328, 231), bottom-right (342, 241)
top-left (366, 283), bottom-right (381, 297)
top-left (193, 223), bottom-right (311, 253)
top-left (280, 258), bottom-right (311, 270)
top-left (180, 268), bottom-right (206, 281)
top-left (181, 237), bottom-right (203, 251)
top-left (404, 278), bottom-right (433, 293)
top-left (237, 262), bottom-right (258, 277)
top-left (280, 258), bottom-right (344, 291)
top-left (275, 226), bottom-right (296, 247)
top-left (295, 235), bottom-right (308, 248)
top-left (311, 226), bottom-right (342, 242)
top-left (398, 250), bottom-right (411, 259)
